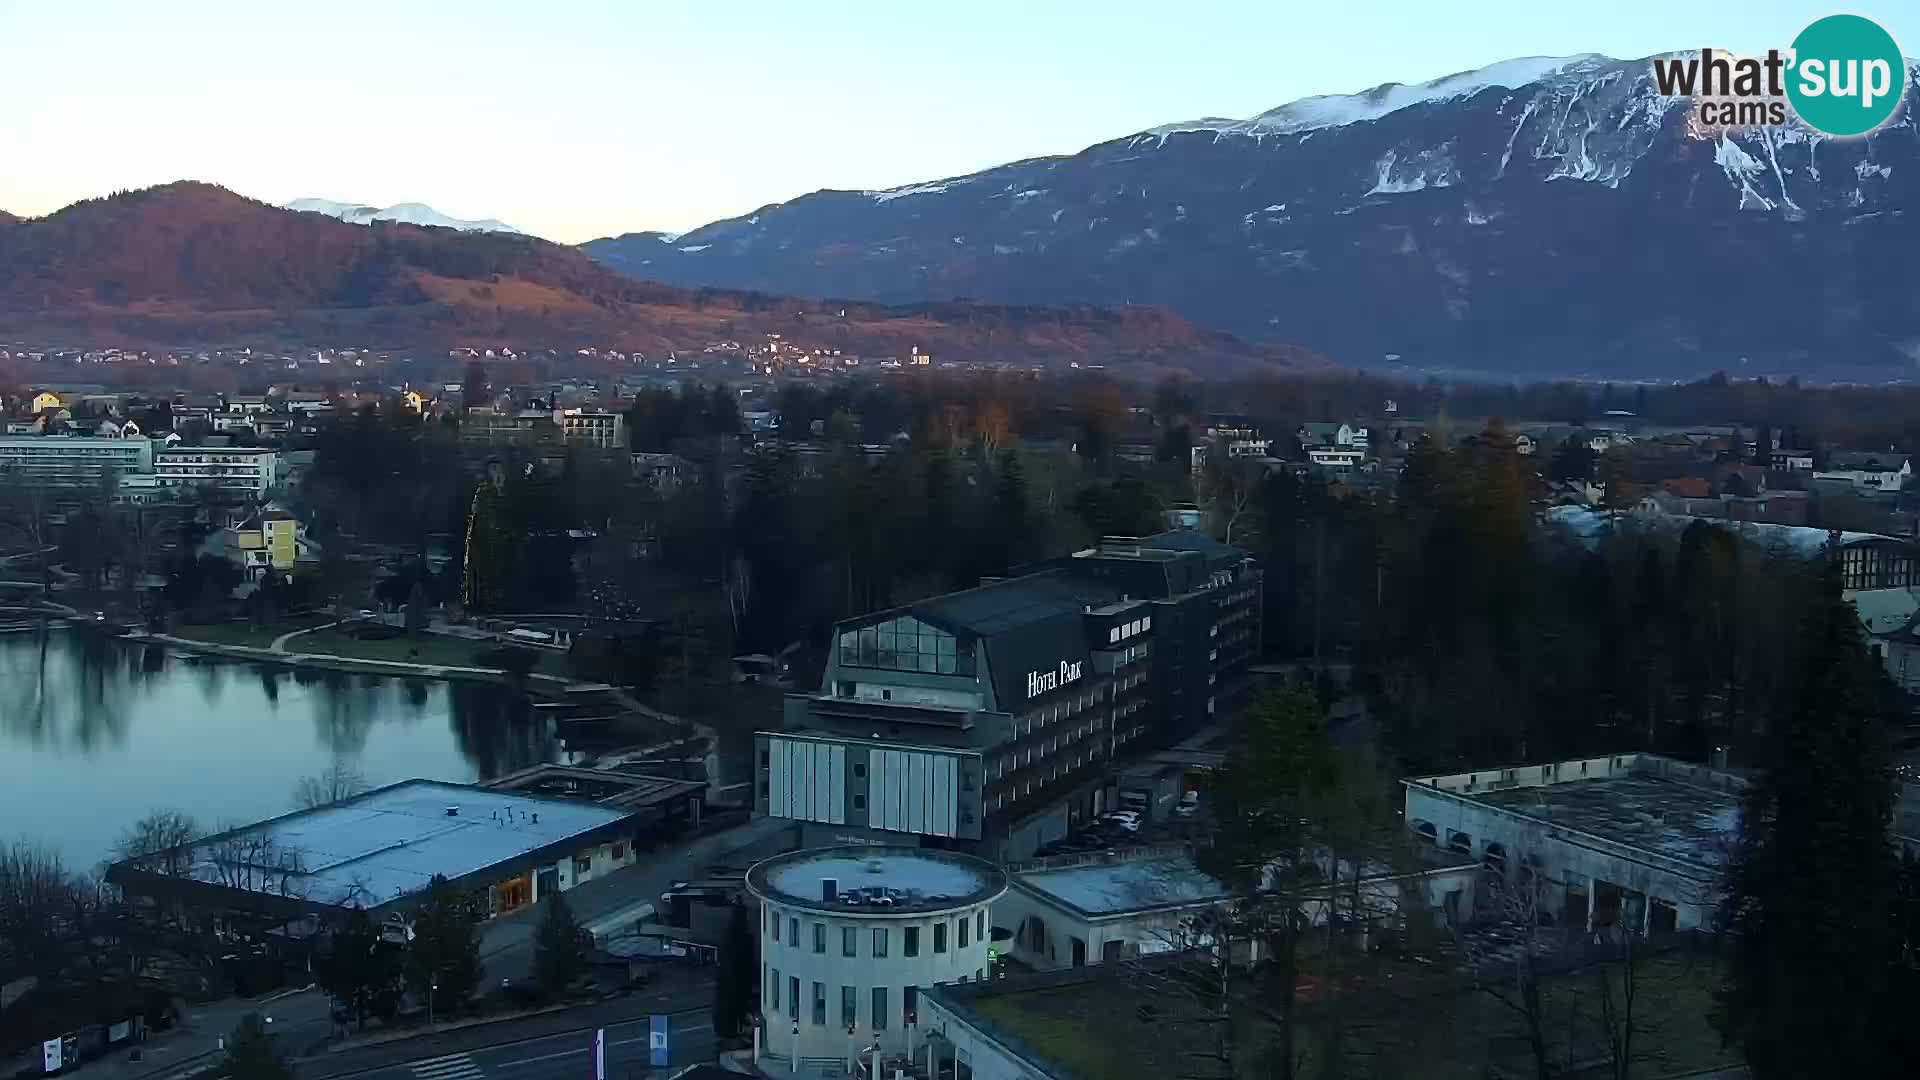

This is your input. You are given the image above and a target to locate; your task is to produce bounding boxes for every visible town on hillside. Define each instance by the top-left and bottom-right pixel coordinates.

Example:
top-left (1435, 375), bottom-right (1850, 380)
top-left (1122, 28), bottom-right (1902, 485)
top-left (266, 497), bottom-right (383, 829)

top-left (4, 356), bottom-right (1919, 1080)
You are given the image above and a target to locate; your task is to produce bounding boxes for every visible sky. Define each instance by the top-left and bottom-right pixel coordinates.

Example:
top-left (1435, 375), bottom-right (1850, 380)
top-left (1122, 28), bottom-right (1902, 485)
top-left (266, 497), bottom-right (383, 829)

top-left (1, 1), bottom-right (1911, 243)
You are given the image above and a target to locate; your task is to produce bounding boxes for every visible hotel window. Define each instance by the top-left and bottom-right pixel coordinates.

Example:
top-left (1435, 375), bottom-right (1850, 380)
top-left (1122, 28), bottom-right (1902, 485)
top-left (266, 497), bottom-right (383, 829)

top-left (958, 914), bottom-right (970, 948)
top-left (574, 855), bottom-right (592, 875)
top-left (977, 910), bottom-right (986, 939)
top-left (904, 985), bottom-right (918, 1022)
top-left (770, 968), bottom-right (780, 1010)
top-left (770, 915), bottom-right (780, 943)
top-left (813, 923), bottom-right (826, 953)
top-left (905, 926), bottom-right (920, 956)
top-left (842, 985), bottom-right (857, 1027)
top-left (789, 976), bottom-right (799, 1020)
top-left (854, 794), bottom-right (866, 810)
top-left (873, 927), bottom-right (889, 957)
top-left (1109, 627), bottom-right (1120, 644)
top-left (790, 917), bottom-right (799, 945)
top-left (812, 981), bottom-right (827, 1025)
top-left (843, 926), bottom-right (858, 957)
top-left (612, 842), bottom-right (627, 861)
top-left (934, 922), bottom-right (947, 953)
top-left (872, 987), bottom-right (889, 1030)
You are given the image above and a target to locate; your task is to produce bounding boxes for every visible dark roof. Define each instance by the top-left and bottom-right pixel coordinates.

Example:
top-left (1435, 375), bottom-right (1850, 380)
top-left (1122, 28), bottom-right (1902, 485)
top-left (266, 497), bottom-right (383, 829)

top-left (913, 571), bottom-right (1121, 710)
top-left (914, 569), bottom-right (1118, 638)
top-left (1139, 530), bottom-right (1245, 564)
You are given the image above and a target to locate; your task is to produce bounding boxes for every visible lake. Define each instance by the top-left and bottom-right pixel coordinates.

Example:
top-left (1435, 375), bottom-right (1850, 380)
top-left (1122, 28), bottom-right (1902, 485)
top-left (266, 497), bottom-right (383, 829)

top-left (0, 629), bottom-right (563, 871)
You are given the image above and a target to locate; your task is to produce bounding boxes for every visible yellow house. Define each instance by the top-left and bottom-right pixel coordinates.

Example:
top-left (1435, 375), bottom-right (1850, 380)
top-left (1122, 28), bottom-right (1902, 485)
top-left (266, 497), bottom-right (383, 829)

top-left (212, 508), bottom-right (302, 580)
top-left (401, 390), bottom-right (425, 413)
top-left (260, 509), bottom-right (298, 572)
top-left (30, 391), bottom-right (63, 413)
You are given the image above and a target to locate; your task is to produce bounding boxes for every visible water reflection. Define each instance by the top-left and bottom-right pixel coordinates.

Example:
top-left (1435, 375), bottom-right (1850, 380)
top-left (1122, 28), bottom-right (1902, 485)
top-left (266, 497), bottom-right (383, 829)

top-left (0, 627), bottom-right (159, 750)
top-left (0, 630), bottom-right (557, 866)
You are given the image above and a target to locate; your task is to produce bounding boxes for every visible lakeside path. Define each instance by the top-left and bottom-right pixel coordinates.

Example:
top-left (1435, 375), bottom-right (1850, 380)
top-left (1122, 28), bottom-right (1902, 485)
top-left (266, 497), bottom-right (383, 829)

top-left (122, 629), bottom-right (614, 696)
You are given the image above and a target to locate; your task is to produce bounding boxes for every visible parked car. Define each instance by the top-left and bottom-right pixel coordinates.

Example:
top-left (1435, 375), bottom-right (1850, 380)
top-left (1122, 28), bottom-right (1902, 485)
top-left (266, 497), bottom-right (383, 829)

top-left (1102, 811), bottom-right (1142, 832)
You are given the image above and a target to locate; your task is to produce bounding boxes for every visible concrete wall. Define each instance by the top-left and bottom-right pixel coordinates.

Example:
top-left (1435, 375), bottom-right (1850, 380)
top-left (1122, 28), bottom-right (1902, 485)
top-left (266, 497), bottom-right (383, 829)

top-left (759, 899), bottom-right (995, 1061)
top-left (553, 837), bottom-right (638, 892)
top-left (921, 998), bottom-right (1047, 1080)
top-left (1403, 785), bottom-right (1720, 932)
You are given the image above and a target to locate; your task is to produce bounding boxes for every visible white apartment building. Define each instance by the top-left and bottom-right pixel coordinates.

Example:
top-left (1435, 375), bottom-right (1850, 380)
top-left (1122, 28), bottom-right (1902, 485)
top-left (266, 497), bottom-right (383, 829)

top-left (154, 447), bottom-right (279, 498)
top-left (0, 433), bottom-right (155, 486)
top-left (560, 410), bottom-right (625, 449)
top-left (748, 847), bottom-right (1006, 1071)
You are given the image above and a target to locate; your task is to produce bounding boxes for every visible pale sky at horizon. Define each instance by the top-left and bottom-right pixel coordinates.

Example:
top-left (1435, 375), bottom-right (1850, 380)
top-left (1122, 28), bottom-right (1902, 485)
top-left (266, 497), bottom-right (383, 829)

top-left (1, 1), bottom-right (1911, 243)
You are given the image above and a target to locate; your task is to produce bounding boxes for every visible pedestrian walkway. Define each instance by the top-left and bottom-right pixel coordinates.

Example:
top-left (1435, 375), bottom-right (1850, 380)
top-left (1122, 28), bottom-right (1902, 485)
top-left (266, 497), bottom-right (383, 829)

top-left (408, 1052), bottom-right (485, 1080)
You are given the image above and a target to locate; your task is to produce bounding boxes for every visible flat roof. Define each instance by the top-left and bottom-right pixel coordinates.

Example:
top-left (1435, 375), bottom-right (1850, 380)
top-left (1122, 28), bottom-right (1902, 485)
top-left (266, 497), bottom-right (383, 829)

top-left (746, 845), bottom-right (1007, 914)
top-left (169, 780), bottom-right (632, 908)
top-left (1471, 775), bottom-right (1739, 868)
top-left (483, 765), bottom-right (706, 811)
top-left (1013, 854), bottom-right (1230, 918)
top-left (1409, 757), bottom-right (1743, 873)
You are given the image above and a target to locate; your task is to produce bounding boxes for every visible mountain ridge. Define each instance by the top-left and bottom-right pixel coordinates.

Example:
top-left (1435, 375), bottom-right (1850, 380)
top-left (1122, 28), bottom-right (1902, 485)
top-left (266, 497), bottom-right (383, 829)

top-left (583, 52), bottom-right (1920, 380)
top-left (0, 182), bottom-right (1326, 376)
top-left (286, 197), bottom-right (522, 235)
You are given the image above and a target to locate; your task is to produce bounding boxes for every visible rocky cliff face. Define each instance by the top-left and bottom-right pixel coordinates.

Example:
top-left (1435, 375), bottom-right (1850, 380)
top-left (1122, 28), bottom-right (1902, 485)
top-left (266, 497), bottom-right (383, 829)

top-left (586, 55), bottom-right (1920, 379)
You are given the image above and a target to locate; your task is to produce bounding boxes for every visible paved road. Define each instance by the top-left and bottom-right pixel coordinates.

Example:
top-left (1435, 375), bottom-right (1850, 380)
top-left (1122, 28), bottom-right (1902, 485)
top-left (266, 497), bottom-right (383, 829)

top-left (87, 819), bottom-right (793, 1080)
top-left (312, 1011), bottom-right (715, 1080)
top-left (479, 816), bottom-right (795, 984)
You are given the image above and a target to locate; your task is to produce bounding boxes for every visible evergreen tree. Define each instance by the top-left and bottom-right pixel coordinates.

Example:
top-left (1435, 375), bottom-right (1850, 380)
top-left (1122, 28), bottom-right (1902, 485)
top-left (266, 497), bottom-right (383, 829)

top-left (219, 1014), bottom-right (292, 1080)
top-left (404, 875), bottom-right (483, 1017)
top-left (712, 902), bottom-right (756, 1038)
top-left (533, 890), bottom-right (591, 1000)
top-left (461, 362), bottom-right (489, 414)
top-left (1195, 682), bottom-right (1340, 1077)
top-left (316, 907), bottom-right (403, 1029)
top-left (981, 450), bottom-right (1029, 578)
top-left (1713, 561), bottom-right (1899, 1078)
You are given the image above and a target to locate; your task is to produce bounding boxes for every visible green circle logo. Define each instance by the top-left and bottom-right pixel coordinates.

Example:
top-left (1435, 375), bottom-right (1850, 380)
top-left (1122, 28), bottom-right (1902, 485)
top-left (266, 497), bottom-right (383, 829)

top-left (1785, 14), bottom-right (1907, 136)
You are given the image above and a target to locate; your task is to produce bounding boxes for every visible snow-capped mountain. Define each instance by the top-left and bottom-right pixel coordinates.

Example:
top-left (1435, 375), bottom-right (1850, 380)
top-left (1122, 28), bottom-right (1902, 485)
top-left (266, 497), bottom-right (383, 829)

top-left (585, 53), bottom-right (1920, 379)
top-left (286, 198), bottom-right (521, 234)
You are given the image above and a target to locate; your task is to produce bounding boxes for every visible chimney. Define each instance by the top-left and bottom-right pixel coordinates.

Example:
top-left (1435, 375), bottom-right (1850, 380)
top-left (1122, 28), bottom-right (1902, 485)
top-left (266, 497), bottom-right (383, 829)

top-left (822, 878), bottom-right (838, 903)
top-left (445, 806), bottom-right (459, 817)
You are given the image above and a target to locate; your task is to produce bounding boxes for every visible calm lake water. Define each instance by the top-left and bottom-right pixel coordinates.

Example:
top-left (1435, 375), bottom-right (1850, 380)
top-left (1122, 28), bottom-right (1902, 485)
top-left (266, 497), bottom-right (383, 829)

top-left (0, 630), bottom-right (562, 871)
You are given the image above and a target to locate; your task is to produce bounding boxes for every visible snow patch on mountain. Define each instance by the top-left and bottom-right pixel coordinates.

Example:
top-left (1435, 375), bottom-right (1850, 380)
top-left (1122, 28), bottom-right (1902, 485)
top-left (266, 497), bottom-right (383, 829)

top-left (286, 198), bottom-right (521, 234)
top-left (869, 178), bottom-right (970, 204)
top-left (1144, 54), bottom-right (1610, 141)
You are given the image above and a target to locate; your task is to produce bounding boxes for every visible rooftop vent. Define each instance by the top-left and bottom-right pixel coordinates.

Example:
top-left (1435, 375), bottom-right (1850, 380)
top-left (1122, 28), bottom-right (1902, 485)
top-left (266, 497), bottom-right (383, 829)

top-left (822, 878), bottom-right (838, 903)
top-left (445, 806), bottom-right (460, 817)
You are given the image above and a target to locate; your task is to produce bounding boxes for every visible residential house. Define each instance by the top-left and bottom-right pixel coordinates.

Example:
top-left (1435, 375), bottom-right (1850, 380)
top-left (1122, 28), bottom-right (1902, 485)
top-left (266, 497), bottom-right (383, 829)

top-left (1770, 448), bottom-right (1816, 472)
top-left (201, 508), bottom-right (304, 582)
top-left (1298, 421), bottom-right (1367, 450)
top-left (630, 452), bottom-right (689, 493)
top-left (1814, 452), bottom-right (1912, 494)
top-left (1201, 415), bottom-right (1270, 459)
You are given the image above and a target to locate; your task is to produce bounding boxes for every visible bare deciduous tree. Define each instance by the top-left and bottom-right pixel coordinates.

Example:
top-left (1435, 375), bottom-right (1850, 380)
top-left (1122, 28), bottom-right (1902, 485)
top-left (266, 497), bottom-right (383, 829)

top-left (1458, 846), bottom-right (1555, 1080)
top-left (202, 827), bottom-right (309, 899)
top-left (116, 809), bottom-right (204, 878)
top-left (293, 762), bottom-right (371, 810)
top-left (0, 841), bottom-right (74, 980)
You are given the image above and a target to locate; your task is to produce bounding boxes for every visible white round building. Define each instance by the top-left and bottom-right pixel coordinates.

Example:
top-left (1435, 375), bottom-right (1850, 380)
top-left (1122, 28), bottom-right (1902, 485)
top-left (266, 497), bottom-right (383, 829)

top-left (747, 846), bottom-right (1007, 1065)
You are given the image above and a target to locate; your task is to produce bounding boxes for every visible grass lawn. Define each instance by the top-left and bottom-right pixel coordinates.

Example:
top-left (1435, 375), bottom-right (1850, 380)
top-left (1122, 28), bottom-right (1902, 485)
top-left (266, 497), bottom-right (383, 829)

top-left (962, 943), bottom-right (1736, 1079)
top-left (171, 612), bottom-right (336, 648)
top-left (290, 625), bottom-right (573, 676)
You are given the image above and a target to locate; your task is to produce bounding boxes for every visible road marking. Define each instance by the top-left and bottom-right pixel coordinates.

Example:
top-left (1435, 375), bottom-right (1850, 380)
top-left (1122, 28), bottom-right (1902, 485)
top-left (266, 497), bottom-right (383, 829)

top-left (499, 1024), bottom-right (715, 1067)
top-left (410, 1053), bottom-right (484, 1080)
